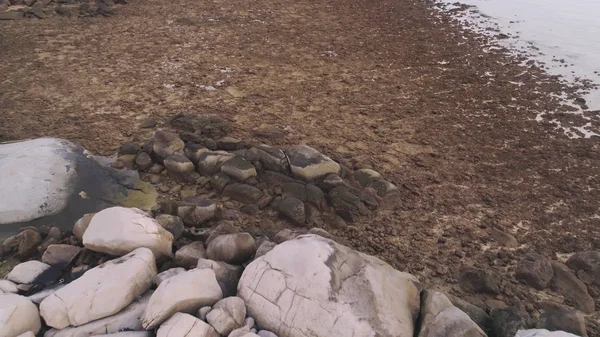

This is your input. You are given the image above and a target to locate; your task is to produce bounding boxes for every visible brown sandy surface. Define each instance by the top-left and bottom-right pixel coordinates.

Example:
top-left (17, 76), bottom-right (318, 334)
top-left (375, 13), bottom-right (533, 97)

top-left (2, 0), bottom-right (600, 329)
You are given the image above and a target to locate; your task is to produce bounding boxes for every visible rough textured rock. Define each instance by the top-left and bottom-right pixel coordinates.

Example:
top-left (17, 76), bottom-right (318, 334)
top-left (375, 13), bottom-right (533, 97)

top-left (285, 145), bottom-right (340, 182)
top-left (490, 307), bottom-right (523, 337)
top-left (221, 157), bottom-right (257, 182)
top-left (154, 267), bottom-right (186, 286)
top-left (0, 280), bottom-right (18, 293)
top-left (516, 253), bottom-right (554, 290)
top-left (157, 313), bottom-right (219, 337)
top-left (222, 183), bottom-right (263, 204)
top-left (327, 186), bottom-right (370, 222)
top-left (248, 145), bottom-right (289, 173)
top-left (210, 172), bottom-right (231, 193)
top-left (7, 260), bottom-right (51, 284)
top-left (185, 143), bottom-right (209, 164)
top-left (15, 229), bottom-right (42, 257)
top-left (206, 297), bottom-right (246, 336)
top-left (153, 131), bottom-right (185, 161)
top-left (41, 244), bottom-right (81, 266)
top-left (550, 261), bottom-right (595, 313)
top-left (354, 169), bottom-right (383, 187)
top-left (175, 241), bottom-right (206, 269)
top-left (135, 152), bottom-right (153, 170)
top-left (178, 197), bottom-right (218, 227)
top-left (446, 294), bottom-right (491, 333)
top-left (0, 294), bottom-right (41, 337)
top-left (0, 138), bottom-right (81, 224)
top-left (417, 290), bottom-right (486, 337)
top-left (73, 213), bottom-right (94, 241)
top-left (156, 214), bottom-right (184, 240)
top-left (459, 266), bottom-right (501, 294)
top-left (368, 180), bottom-right (399, 198)
top-left (40, 248), bottom-right (156, 329)
top-left (273, 228), bottom-right (302, 243)
top-left (206, 233), bottom-right (256, 264)
top-left (566, 251), bottom-right (600, 286)
top-left (142, 268), bottom-right (223, 329)
top-left (539, 308), bottom-right (587, 337)
top-left (164, 154), bottom-right (196, 182)
top-left (196, 258), bottom-right (243, 297)
top-left (83, 207), bottom-right (173, 258)
top-left (43, 292), bottom-right (152, 337)
top-left (274, 197), bottom-right (306, 226)
top-left (197, 151), bottom-right (235, 176)
top-left (515, 330), bottom-right (581, 337)
top-left (238, 234), bottom-right (421, 337)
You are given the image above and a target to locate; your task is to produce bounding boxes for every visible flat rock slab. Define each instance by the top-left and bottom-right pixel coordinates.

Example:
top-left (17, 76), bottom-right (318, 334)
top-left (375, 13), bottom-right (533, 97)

top-left (40, 247), bottom-right (157, 329)
top-left (221, 157), bottom-right (257, 181)
top-left (285, 145), bottom-right (340, 182)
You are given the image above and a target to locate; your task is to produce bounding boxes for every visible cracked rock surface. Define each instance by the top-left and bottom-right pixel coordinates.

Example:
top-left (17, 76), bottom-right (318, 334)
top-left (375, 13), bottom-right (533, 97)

top-left (237, 234), bottom-right (421, 337)
top-left (206, 296), bottom-right (246, 336)
top-left (156, 313), bottom-right (219, 337)
top-left (142, 268), bottom-right (223, 330)
top-left (0, 293), bottom-right (41, 337)
top-left (40, 247), bottom-right (156, 329)
top-left (83, 207), bottom-right (173, 258)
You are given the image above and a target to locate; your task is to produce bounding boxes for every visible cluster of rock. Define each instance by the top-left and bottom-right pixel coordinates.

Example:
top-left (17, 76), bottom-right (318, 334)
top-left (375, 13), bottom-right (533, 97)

top-left (0, 0), bottom-right (125, 20)
top-left (0, 205), bottom-right (585, 337)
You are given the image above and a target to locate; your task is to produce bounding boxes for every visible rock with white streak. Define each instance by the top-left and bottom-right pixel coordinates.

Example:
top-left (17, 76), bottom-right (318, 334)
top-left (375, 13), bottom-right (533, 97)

top-left (154, 267), bottom-right (186, 286)
top-left (142, 268), bottom-right (223, 329)
top-left (515, 330), bottom-right (580, 337)
top-left (7, 260), bottom-right (51, 284)
top-left (196, 258), bottom-right (243, 297)
top-left (157, 313), bottom-right (219, 337)
top-left (83, 207), bottom-right (173, 258)
top-left (0, 280), bottom-right (18, 293)
top-left (43, 291), bottom-right (152, 337)
top-left (0, 294), bottom-right (41, 337)
top-left (237, 234), bottom-right (421, 337)
top-left (285, 145), bottom-right (340, 182)
top-left (206, 297), bottom-right (246, 336)
top-left (40, 248), bottom-right (156, 329)
top-left (417, 290), bottom-right (486, 337)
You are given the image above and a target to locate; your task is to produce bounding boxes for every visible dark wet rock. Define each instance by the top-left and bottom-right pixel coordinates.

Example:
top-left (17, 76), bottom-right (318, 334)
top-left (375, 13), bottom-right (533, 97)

top-left (221, 157), bottom-right (257, 182)
top-left (206, 233), bottom-right (256, 264)
top-left (175, 241), bottom-right (206, 269)
top-left (217, 137), bottom-right (245, 151)
top-left (490, 307), bottom-right (523, 337)
top-left (258, 170), bottom-right (295, 188)
top-left (184, 143), bottom-right (209, 165)
top-left (247, 145), bottom-right (289, 173)
top-left (285, 145), bottom-right (340, 182)
top-left (164, 154), bottom-right (195, 182)
top-left (275, 198), bottom-right (305, 226)
top-left (282, 182), bottom-right (326, 210)
top-left (327, 186), bottom-right (370, 222)
top-left (42, 244), bottom-right (81, 266)
top-left (539, 308), bottom-right (588, 337)
top-left (459, 266), bottom-right (501, 294)
top-left (156, 214), bottom-right (184, 240)
top-left (119, 141), bottom-right (140, 155)
top-left (222, 183), bottom-right (263, 204)
top-left (211, 172), bottom-right (231, 193)
top-left (490, 227), bottom-right (519, 248)
top-left (550, 261), bottom-right (595, 313)
top-left (567, 251), bottom-right (600, 286)
top-left (516, 253), bottom-right (553, 290)
top-left (159, 200), bottom-right (179, 215)
top-left (197, 151), bottom-right (235, 176)
top-left (152, 130), bottom-right (184, 162)
top-left (354, 169), bottom-right (383, 187)
top-left (447, 294), bottom-right (492, 333)
top-left (177, 197), bottom-right (217, 227)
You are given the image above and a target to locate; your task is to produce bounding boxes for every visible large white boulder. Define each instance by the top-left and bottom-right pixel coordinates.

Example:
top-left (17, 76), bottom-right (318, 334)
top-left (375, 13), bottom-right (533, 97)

top-left (40, 247), bottom-right (156, 329)
top-left (516, 330), bottom-right (581, 337)
top-left (83, 207), bottom-right (173, 258)
top-left (44, 291), bottom-right (152, 337)
top-left (142, 268), bottom-right (223, 329)
top-left (157, 313), bottom-right (219, 337)
top-left (6, 260), bottom-right (51, 284)
top-left (417, 290), bottom-right (486, 337)
top-left (0, 294), bottom-right (41, 337)
top-left (237, 234), bottom-right (421, 337)
top-left (0, 138), bottom-right (80, 224)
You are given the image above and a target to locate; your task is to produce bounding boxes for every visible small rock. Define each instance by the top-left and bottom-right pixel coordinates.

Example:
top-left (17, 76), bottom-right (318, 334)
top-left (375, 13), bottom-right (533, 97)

top-left (48, 227), bottom-right (62, 240)
top-left (0, 279), bottom-right (18, 293)
top-left (222, 183), bottom-right (263, 204)
top-left (156, 214), bottom-right (185, 240)
top-left (490, 227), bottom-right (519, 248)
top-left (142, 269), bottom-right (223, 329)
top-left (116, 154), bottom-right (136, 169)
top-left (221, 157), bottom-right (257, 182)
top-left (550, 261), bottom-right (595, 313)
top-left (42, 244), bottom-right (81, 266)
top-left (206, 297), bottom-right (246, 336)
top-left (197, 151), bottom-right (235, 176)
top-left (119, 141), bottom-right (140, 155)
top-left (156, 313), bottom-right (219, 337)
top-left (459, 266), bottom-right (501, 294)
top-left (177, 197), bottom-right (218, 227)
top-left (16, 229), bottom-right (42, 257)
top-left (244, 317), bottom-right (255, 329)
top-left (139, 118), bottom-right (157, 128)
top-left (205, 223), bottom-right (238, 245)
top-left (254, 240), bottom-right (277, 259)
top-left (447, 294), bottom-right (491, 332)
top-left (210, 172), bottom-right (231, 193)
top-left (196, 258), bottom-right (243, 297)
top-left (319, 173), bottom-right (345, 192)
top-left (216, 137), bottom-right (245, 151)
top-left (566, 251), bottom-right (600, 286)
top-left (516, 253), bottom-right (554, 290)
top-left (7, 260), bottom-right (51, 284)
top-left (164, 154), bottom-right (196, 182)
top-left (0, 294), bottom-right (41, 337)
top-left (184, 143), bottom-right (210, 165)
top-left (206, 233), bottom-right (256, 264)
top-left (539, 308), bottom-right (587, 337)
top-left (135, 152), bottom-right (153, 170)
top-left (354, 169), bottom-right (383, 187)
top-left (37, 237), bottom-right (58, 255)
top-left (328, 186), bottom-right (370, 222)
top-left (247, 145), bottom-right (289, 173)
top-left (154, 267), bottom-right (186, 286)
top-left (490, 307), bottom-right (523, 337)
top-left (285, 145), bottom-right (341, 182)
top-left (175, 242), bottom-right (206, 269)
top-left (198, 306), bottom-right (212, 320)
top-left (241, 204), bottom-right (260, 215)
top-left (153, 130), bottom-right (185, 161)
top-left (275, 198), bottom-right (306, 226)
top-left (273, 228), bottom-right (301, 243)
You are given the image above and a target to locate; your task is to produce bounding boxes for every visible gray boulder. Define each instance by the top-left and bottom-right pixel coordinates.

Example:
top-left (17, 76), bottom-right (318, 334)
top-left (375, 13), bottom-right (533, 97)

top-left (196, 258), bottom-right (243, 297)
top-left (153, 131), bottom-right (184, 161)
top-left (285, 145), bottom-right (340, 182)
top-left (417, 290), bottom-right (486, 337)
top-left (206, 233), bottom-right (256, 264)
top-left (175, 241), bottom-right (206, 269)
